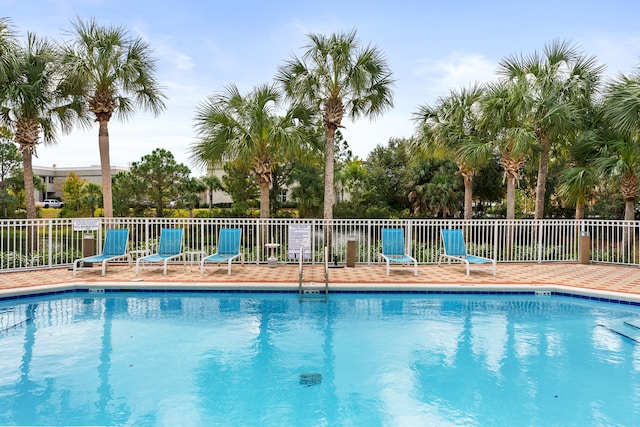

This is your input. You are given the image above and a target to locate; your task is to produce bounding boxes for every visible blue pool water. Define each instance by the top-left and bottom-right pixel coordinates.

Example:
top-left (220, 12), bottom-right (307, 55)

top-left (1, 291), bottom-right (640, 426)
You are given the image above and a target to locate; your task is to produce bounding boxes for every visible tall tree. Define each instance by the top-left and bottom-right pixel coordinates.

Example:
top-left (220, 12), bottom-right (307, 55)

top-left (408, 157), bottom-right (463, 218)
top-left (600, 69), bottom-right (640, 221)
top-left (60, 18), bottom-right (166, 218)
top-left (81, 181), bottom-right (102, 217)
top-left (112, 170), bottom-right (146, 216)
top-left (129, 148), bottom-right (191, 217)
top-left (0, 18), bottom-right (17, 84)
top-left (220, 160), bottom-right (259, 211)
top-left (480, 80), bottom-right (536, 219)
top-left (556, 108), bottom-right (603, 220)
top-left (497, 39), bottom-right (604, 219)
top-left (288, 162), bottom-right (324, 218)
top-left (0, 33), bottom-right (85, 218)
top-left (191, 83), bottom-right (311, 219)
top-left (62, 172), bottom-right (85, 212)
top-left (201, 174), bottom-right (223, 212)
top-left (363, 138), bottom-right (413, 212)
top-left (178, 177), bottom-right (206, 218)
top-left (0, 128), bottom-right (21, 217)
top-left (594, 135), bottom-right (640, 222)
top-left (277, 29), bottom-right (394, 224)
top-left (413, 84), bottom-right (490, 219)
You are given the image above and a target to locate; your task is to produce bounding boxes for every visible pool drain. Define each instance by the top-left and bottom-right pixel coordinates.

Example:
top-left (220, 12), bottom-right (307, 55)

top-left (299, 372), bottom-right (322, 386)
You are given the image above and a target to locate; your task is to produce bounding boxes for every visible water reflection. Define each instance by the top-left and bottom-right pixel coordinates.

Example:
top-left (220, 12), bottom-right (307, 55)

top-left (0, 294), bottom-right (640, 425)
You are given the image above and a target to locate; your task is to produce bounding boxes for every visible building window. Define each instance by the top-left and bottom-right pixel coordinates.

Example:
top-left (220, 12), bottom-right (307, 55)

top-left (48, 176), bottom-right (54, 184)
top-left (278, 189), bottom-right (287, 203)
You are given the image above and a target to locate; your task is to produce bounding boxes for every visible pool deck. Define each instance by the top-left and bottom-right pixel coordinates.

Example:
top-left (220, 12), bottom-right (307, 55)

top-left (3, 261), bottom-right (640, 302)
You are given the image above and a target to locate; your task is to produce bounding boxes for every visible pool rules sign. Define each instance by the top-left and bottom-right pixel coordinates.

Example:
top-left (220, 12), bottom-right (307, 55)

top-left (288, 224), bottom-right (311, 260)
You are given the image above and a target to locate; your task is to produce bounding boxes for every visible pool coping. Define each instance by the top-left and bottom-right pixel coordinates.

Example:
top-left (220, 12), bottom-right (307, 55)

top-left (2, 281), bottom-right (640, 306)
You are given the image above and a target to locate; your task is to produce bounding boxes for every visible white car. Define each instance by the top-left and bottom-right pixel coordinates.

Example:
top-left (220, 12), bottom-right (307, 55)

top-left (42, 199), bottom-right (64, 208)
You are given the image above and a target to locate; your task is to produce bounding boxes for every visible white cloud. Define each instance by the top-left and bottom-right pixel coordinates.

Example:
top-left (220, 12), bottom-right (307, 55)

top-left (413, 51), bottom-right (498, 102)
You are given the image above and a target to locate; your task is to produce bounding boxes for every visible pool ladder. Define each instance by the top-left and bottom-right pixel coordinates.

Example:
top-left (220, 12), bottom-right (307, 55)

top-left (298, 246), bottom-right (329, 303)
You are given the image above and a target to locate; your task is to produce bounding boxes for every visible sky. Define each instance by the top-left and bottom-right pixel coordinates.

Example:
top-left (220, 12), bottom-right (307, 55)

top-left (2, 0), bottom-right (640, 175)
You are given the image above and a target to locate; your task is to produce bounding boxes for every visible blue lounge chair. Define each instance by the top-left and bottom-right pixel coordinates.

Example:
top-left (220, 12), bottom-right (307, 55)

top-left (379, 228), bottom-right (418, 276)
top-left (73, 228), bottom-right (131, 277)
top-left (136, 228), bottom-right (185, 275)
top-left (201, 228), bottom-right (243, 275)
top-left (439, 229), bottom-right (496, 276)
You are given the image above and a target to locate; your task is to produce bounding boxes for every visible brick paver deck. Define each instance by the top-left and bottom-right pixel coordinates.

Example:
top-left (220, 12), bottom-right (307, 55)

top-left (2, 262), bottom-right (640, 301)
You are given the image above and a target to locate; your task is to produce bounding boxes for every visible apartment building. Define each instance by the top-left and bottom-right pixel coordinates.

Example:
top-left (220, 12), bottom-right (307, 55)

top-left (32, 164), bottom-right (129, 202)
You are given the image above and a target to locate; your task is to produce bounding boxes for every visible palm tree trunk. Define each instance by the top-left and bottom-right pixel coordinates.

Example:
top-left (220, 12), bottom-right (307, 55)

top-left (22, 148), bottom-right (38, 252)
top-left (323, 126), bottom-right (336, 221)
top-left (624, 199), bottom-right (635, 222)
top-left (506, 176), bottom-right (516, 220)
top-left (23, 148), bottom-right (36, 219)
top-left (534, 135), bottom-right (550, 220)
top-left (98, 118), bottom-right (113, 218)
top-left (575, 203), bottom-right (585, 220)
top-left (324, 125), bottom-right (336, 256)
top-left (259, 179), bottom-right (270, 219)
top-left (463, 173), bottom-right (473, 220)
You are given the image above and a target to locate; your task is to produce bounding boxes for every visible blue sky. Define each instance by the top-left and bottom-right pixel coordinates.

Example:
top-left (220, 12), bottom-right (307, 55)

top-left (3, 0), bottom-right (640, 174)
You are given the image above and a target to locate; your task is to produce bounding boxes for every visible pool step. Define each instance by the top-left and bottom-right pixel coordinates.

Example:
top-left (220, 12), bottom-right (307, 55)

top-left (624, 318), bottom-right (640, 330)
top-left (299, 284), bottom-right (328, 302)
top-left (598, 318), bottom-right (640, 343)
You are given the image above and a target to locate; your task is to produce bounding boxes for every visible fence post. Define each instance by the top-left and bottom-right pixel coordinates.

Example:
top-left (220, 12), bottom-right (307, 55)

top-left (579, 230), bottom-right (591, 264)
top-left (48, 219), bottom-right (53, 268)
top-left (493, 220), bottom-right (499, 262)
top-left (537, 220), bottom-right (544, 263)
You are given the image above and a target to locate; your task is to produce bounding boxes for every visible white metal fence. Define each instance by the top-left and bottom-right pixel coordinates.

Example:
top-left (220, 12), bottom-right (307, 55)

top-left (0, 218), bottom-right (638, 272)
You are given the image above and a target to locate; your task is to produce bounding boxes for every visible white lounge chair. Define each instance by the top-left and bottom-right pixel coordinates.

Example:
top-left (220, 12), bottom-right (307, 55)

top-left (136, 228), bottom-right (185, 275)
top-left (379, 228), bottom-right (418, 276)
top-left (73, 228), bottom-right (131, 276)
top-left (438, 229), bottom-right (496, 276)
top-left (201, 228), bottom-right (243, 275)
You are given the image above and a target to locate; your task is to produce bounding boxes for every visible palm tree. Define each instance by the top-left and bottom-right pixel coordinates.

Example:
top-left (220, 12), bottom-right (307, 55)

top-left (0, 18), bottom-right (17, 84)
top-left (600, 71), bottom-right (640, 221)
top-left (556, 119), bottom-right (602, 220)
top-left (558, 166), bottom-right (597, 219)
top-left (497, 39), bottom-right (604, 219)
top-left (277, 29), bottom-right (394, 223)
top-left (201, 174), bottom-right (223, 212)
top-left (480, 80), bottom-right (536, 220)
top-left (81, 181), bottom-right (102, 217)
top-left (594, 135), bottom-right (640, 222)
top-left (180, 177), bottom-right (206, 218)
top-left (60, 18), bottom-right (166, 218)
top-left (191, 83), bottom-right (311, 219)
top-left (413, 84), bottom-right (490, 220)
top-left (0, 33), bottom-right (85, 219)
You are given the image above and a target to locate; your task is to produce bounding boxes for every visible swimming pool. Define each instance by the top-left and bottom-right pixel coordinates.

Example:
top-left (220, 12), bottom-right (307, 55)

top-left (1, 291), bottom-right (639, 426)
